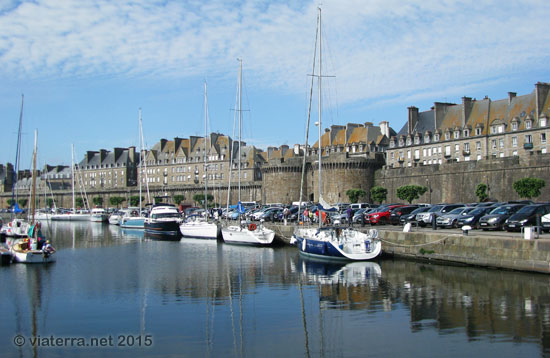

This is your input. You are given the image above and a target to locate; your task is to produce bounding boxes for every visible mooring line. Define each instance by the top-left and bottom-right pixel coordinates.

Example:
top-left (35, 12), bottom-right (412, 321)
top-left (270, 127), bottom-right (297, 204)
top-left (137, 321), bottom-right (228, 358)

top-left (378, 235), bottom-right (458, 248)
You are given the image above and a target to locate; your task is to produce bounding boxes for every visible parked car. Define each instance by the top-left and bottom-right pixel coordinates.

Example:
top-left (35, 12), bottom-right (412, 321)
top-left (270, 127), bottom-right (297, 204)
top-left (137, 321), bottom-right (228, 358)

top-left (478, 204), bottom-right (525, 230)
top-left (504, 204), bottom-right (550, 231)
top-left (456, 206), bottom-right (496, 229)
top-left (365, 204), bottom-right (405, 225)
top-left (389, 205), bottom-right (419, 225)
top-left (259, 207), bottom-right (284, 222)
top-left (416, 204), bottom-right (465, 227)
top-left (399, 206), bottom-right (431, 225)
top-left (435, 207), bottom-right (475, 228)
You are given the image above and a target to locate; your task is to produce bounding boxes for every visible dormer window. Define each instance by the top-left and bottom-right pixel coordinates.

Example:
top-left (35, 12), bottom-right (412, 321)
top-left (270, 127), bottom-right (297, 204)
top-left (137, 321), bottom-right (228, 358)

top-left (463, 129), bottom-right (469, 137)
top-left (406, 137), bottom-right (412, 146)
top-left (424, 135), bottom-right (431, 143)
top-left (525, 119), bottom-right (532, 129)
top-left (398, 138), bottom-right (404, 147)
top-left (475, 127), bottom-right (482, 136)
top-left (512, 121), bottom-right (518, 131)
top-left (434, 133), bottom-right (440, 142)
top-left (445, 132), bottom-right (451, 140)
top-left (541, 117), bottom-right (547, 127)
top-left (390, 140), bottom-right (395, 148)
top-left (414, 136), bottom-right (420, 145)
top-left (498, 124), bottom-right (505, 133)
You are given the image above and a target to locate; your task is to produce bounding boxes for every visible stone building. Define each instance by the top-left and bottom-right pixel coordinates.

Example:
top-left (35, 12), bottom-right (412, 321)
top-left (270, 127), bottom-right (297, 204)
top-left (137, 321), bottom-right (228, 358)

top-left (0, 163), bottom-right (14, 194)
top-left (42, 165), bottom-right (72, 190)
top-left (77, 147), bottom-right (139, 190)
top-left (261, 122), bottom-right (391, 204)
top-left (386, 82), bottom-right (550, 168)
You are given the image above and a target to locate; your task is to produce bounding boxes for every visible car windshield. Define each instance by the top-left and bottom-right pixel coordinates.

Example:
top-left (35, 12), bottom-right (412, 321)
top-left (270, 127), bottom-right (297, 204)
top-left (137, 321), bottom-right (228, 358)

top-left (428, 205), bottom-right (443, 213)
top-left (470, 207), bottom-right (486, 215)
top-left (448, 208), bottom-right (465, 215)
top-left (516, 206), bottom-right (537, 215)
top-left (411, 207), bottom-right (429, 214)
top-left (490, 206), bottom-right (513, 215)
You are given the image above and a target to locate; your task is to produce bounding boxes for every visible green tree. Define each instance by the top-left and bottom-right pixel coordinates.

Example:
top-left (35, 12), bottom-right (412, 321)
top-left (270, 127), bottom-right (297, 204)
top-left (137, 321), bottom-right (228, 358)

top-left (109, 196), bottom-right (125, 208)
top-left (475, 183), bottom-right (488, 202)
top-left (75, 197), bottom-right (84, 208)
top-left (193, 193), bottom-right (214, 206)
top-left (370, 186), bottom-right (387, 204)
top-left (92, 197), bottom-right (103, 207)
top-left (129, 196), bottom-right (144, 207)
top-left (173, 194), bottom-right (185, 204)
top-left (46, 198), bottom-right (54, 208)
top-left (7, 199), bottom-right (14, 207)
top-left (513, 178), bottom-right (546, 199)
top-left (18, 198), bottom-right (28, 208)
top-left (396, 185), bottom-right (428, 204)
top-left (345, 189), bottom-right (367, 203)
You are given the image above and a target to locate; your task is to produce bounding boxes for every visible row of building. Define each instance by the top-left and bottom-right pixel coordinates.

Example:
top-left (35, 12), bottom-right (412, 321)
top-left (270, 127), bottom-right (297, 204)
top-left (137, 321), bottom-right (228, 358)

top-left (1, 82), bottom-right (549, 206)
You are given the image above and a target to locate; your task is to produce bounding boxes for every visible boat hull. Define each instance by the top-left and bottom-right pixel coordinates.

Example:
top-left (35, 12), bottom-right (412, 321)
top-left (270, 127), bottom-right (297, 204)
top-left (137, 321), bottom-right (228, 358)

top-left (180, 221), bottom-right (219, 239)
top-left (145, 220), bottom-right (181, 238)
top-left (120, 217), bottom-right (145, 229)
top-left (51, 214), bottom-right (91, 221)
top-left (221, 225), bottom-right (275, 245)
top-left (292, 227), bottom-right (382, 261)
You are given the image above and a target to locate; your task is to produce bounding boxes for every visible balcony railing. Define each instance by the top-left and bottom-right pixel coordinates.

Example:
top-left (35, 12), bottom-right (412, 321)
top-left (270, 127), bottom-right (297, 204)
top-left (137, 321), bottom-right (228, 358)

top-left (524, 143), bottom-right (534, 150)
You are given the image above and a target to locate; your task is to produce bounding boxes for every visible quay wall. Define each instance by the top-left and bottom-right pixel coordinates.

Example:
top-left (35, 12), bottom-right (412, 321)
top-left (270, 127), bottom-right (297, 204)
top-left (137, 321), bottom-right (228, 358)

top-left (265, 223), bottom-right (550, 274)
top-left (375, 153), bottom-right (550, 204)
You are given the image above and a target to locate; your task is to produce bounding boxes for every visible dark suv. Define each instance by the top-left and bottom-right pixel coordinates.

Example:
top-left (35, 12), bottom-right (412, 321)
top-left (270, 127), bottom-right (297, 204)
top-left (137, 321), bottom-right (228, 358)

top-left (504, 204), bottom-right (550, 231)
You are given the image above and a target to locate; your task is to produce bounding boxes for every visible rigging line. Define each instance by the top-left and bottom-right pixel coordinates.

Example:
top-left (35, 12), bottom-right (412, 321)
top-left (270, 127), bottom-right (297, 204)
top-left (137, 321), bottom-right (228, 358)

top-left (378, 235), bottom-right (456, 247)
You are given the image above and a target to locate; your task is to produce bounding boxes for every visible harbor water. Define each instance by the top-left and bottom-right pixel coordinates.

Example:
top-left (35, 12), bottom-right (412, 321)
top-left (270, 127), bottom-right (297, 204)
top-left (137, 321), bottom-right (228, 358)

top-left (1, 221), bottom-right (550, 357)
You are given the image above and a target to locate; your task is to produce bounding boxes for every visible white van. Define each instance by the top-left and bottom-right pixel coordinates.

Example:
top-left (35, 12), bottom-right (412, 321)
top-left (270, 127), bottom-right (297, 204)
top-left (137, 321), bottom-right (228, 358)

top-left (350, 203), bottom-right (371, 210)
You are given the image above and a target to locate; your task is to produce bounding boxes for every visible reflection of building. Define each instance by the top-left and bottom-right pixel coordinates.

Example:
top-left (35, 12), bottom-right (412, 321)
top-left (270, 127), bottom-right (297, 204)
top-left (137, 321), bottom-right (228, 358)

top-left (386, 82), bottom-right (550, 168)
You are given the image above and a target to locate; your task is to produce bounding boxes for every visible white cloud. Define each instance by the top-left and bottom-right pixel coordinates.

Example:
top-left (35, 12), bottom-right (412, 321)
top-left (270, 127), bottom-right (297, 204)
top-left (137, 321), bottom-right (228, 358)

top-left (0, 0), bottom-right (549, 109)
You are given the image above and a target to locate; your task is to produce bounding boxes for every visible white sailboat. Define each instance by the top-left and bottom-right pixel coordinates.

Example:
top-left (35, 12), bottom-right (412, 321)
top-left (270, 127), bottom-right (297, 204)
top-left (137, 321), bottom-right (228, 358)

top-left (50, 145), bottom-right (91, 221)
top-left (180, 81), bottom-right (220, 240)
top-left (10, 130), bottom-right (56, 263)
top-left (119, 108), bottom-right (149, 229)
top-left (221, 59), bottom-right (275, 245)
top-left (291, 8), bottom-right (381, 261)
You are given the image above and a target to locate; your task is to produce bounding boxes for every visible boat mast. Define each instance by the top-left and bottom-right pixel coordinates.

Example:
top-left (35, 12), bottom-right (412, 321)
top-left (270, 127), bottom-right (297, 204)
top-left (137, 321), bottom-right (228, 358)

top-left (30, 129), bottom-right (37, 225)
top-left (204, 81), bottom-right (209, 214)
top-left (238, 59), bottom-right (242, 205)
top-left (138, 108), bottom-right (143, 214)
top-left (11, 94), bottom-right (24, 216)
top-left (71, 144), bottom-right (76, 212)
top-left (317, 7), bottom-right (323, 229)
top-left (139, 109), bottom-right (151, 205)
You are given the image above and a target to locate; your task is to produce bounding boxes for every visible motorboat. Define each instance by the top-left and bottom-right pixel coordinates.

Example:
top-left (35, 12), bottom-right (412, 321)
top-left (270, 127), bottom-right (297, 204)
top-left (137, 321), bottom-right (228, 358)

top-left (144, 204), bottom-right (182, 238)
top-left (0, 218), bottom-right (30, 238)
top-left (108, 210), bottom-right (124, 225)
top-left (90, 208), bottom-right (109, 222)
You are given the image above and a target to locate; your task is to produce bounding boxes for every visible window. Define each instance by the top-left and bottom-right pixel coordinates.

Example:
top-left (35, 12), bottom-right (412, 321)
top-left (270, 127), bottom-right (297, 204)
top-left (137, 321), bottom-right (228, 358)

top-left (512, 122), bottom-right (518, 131)
top-left (434, 134), bottom-right (440, 141)
top-left (390, 141), bottom-right (395, 148)
top-left (454, 131), bottom-right (460, 139)
top-left (428, 148), bottom-right (432, 156)
top-left (476, 141), bottom-right (481, 151)
top-left (491, 139), bottom-right (497, 149)
top-left (512, 137), bottom-right (518, 147)
top-left (445, 132), bottom-right (451, 140)
top-left (399, 138), bottom-right (404, 147)
top-left (475, 127), bottom-right (482, 136)
top-left (477, 154), bottom-right (482, 161)
top-left (463, 129), bottom-right (469, 137)
top-left (455, 144), bottom-right (460, 152)
top-left (499, 138), bottom-right (504, 148)
top-left (414, 149), bottom-right (420, 159)
top-left (407, 150), bottom-right (411, 159)
top-left (391, 152), bottom-right (395, 160)
top-left (525, 134), bottom-right (533, 143)
top-left (423, 148), bottom-right (427, 157)
top-left (498, 125), bottom-right (505, 133)
top-left (541, 133), bottom-right (547, 144)
top-left (445, 145), bottom-right (451, 156)
top-left (526, 120), bottom-right (532, 129)
top-left (464, 143), bottom-right (470, 152)
top-left (414, 137), bottom-right (420, 145)
top-left (541, 117), bottom-right (547, 127)
top-left (424, 135), bottom-right (431, 144)
top-left (406, 137), bottom-right (412, 146)
top-left (491, 126), bottom-right (496, 134)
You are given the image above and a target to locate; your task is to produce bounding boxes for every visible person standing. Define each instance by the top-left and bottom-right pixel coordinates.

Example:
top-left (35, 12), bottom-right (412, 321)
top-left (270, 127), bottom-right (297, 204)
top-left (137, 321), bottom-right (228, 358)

top-left (346, 207), bottom-right (353, 226)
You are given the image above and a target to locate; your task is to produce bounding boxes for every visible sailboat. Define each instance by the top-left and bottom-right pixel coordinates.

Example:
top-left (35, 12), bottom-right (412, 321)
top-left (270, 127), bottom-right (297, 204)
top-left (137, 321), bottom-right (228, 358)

top-left (50, 145), bottom-right (91, 221)
top-left (10, 130), bottom-right (56, 263)
top-left (180, 81), bottom-right (220, 239)
top-left (1, 95), bottom-right (30, 238)
top-left (291, 8), bottom-right (382, 261)
top-left (221, 59), bottom-right (275, 245)
top-left (120, 108), bottom-right (149, 229)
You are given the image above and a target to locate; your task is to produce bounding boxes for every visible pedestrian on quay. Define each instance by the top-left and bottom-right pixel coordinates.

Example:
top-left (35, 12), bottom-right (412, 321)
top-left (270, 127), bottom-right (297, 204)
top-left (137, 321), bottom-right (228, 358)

top-left (346, 207), bottom-right (353, 227)
top-left (303, 208), bottom-right (309, 224)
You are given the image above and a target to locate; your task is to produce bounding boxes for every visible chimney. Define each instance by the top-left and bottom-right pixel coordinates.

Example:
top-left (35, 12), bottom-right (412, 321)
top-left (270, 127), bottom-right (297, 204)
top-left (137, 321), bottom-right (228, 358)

top-left (379, 121), bottom-right (390, 138)
top-left (535, 82), bottom-right (550, 119)
top-left (160, 138), bottom-right (168, 151)
top-left (114, 147), bottom-right (124, 161)
top-left (128, 146), bottom-right (136, 164)
top-left (100, 149), bottom-right (108, 162)
top-left (294, 144), bottom-right (301, 155)
top-left (462, 97), bottom-right (473, 127)
top-left (508, 92), bottom-right (517, 105)
top-left (407, 106), bottom-right (419, 135)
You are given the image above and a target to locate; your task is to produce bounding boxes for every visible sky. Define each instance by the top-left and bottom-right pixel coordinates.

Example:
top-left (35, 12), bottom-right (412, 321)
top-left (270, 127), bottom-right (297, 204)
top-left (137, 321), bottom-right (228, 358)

top-left (1, 0), bottom-right (549, 169)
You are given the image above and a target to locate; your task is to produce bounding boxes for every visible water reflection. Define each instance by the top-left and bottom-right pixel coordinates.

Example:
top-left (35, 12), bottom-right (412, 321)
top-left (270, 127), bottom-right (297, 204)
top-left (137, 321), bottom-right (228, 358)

top-left (1, 224), bottom-right (550, 357)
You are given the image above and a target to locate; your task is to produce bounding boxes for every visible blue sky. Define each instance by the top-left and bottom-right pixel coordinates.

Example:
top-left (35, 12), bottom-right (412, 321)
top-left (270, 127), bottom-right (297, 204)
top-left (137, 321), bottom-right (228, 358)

top-left (1, 0), bottom-right (549, 169)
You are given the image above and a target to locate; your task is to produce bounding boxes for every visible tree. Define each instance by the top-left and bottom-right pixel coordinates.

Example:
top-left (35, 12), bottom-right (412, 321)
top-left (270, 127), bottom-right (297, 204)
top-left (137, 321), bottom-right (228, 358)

top-left (513, 178), bottom-right (546, 199)
top-left (396, 185), bottom-right (428, 204)
top-left (346, 189), bottom-right (366, 203)
top-left (173, 194), bottom-right (185, 204)
top-left (18, 198), bottom-right (28, 208)
top-left (46, 198), bottom-right (54, 208)
top-left (109, 196), bottom-right (125, 208)
top-left (475, 183), bottom-right (488, 202)
top-left (193, 193), bottom-right (214, 206)
top-left (92, 197), bottom-right (103, 207)
top-left (129, 196), bottom-right (144, 207)
top-left (7, 199), bottom-right (14, 207)
top-left (75, 197), bottom-right (84, 208)
top-left (370, 186), bottom-right (387, 204)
